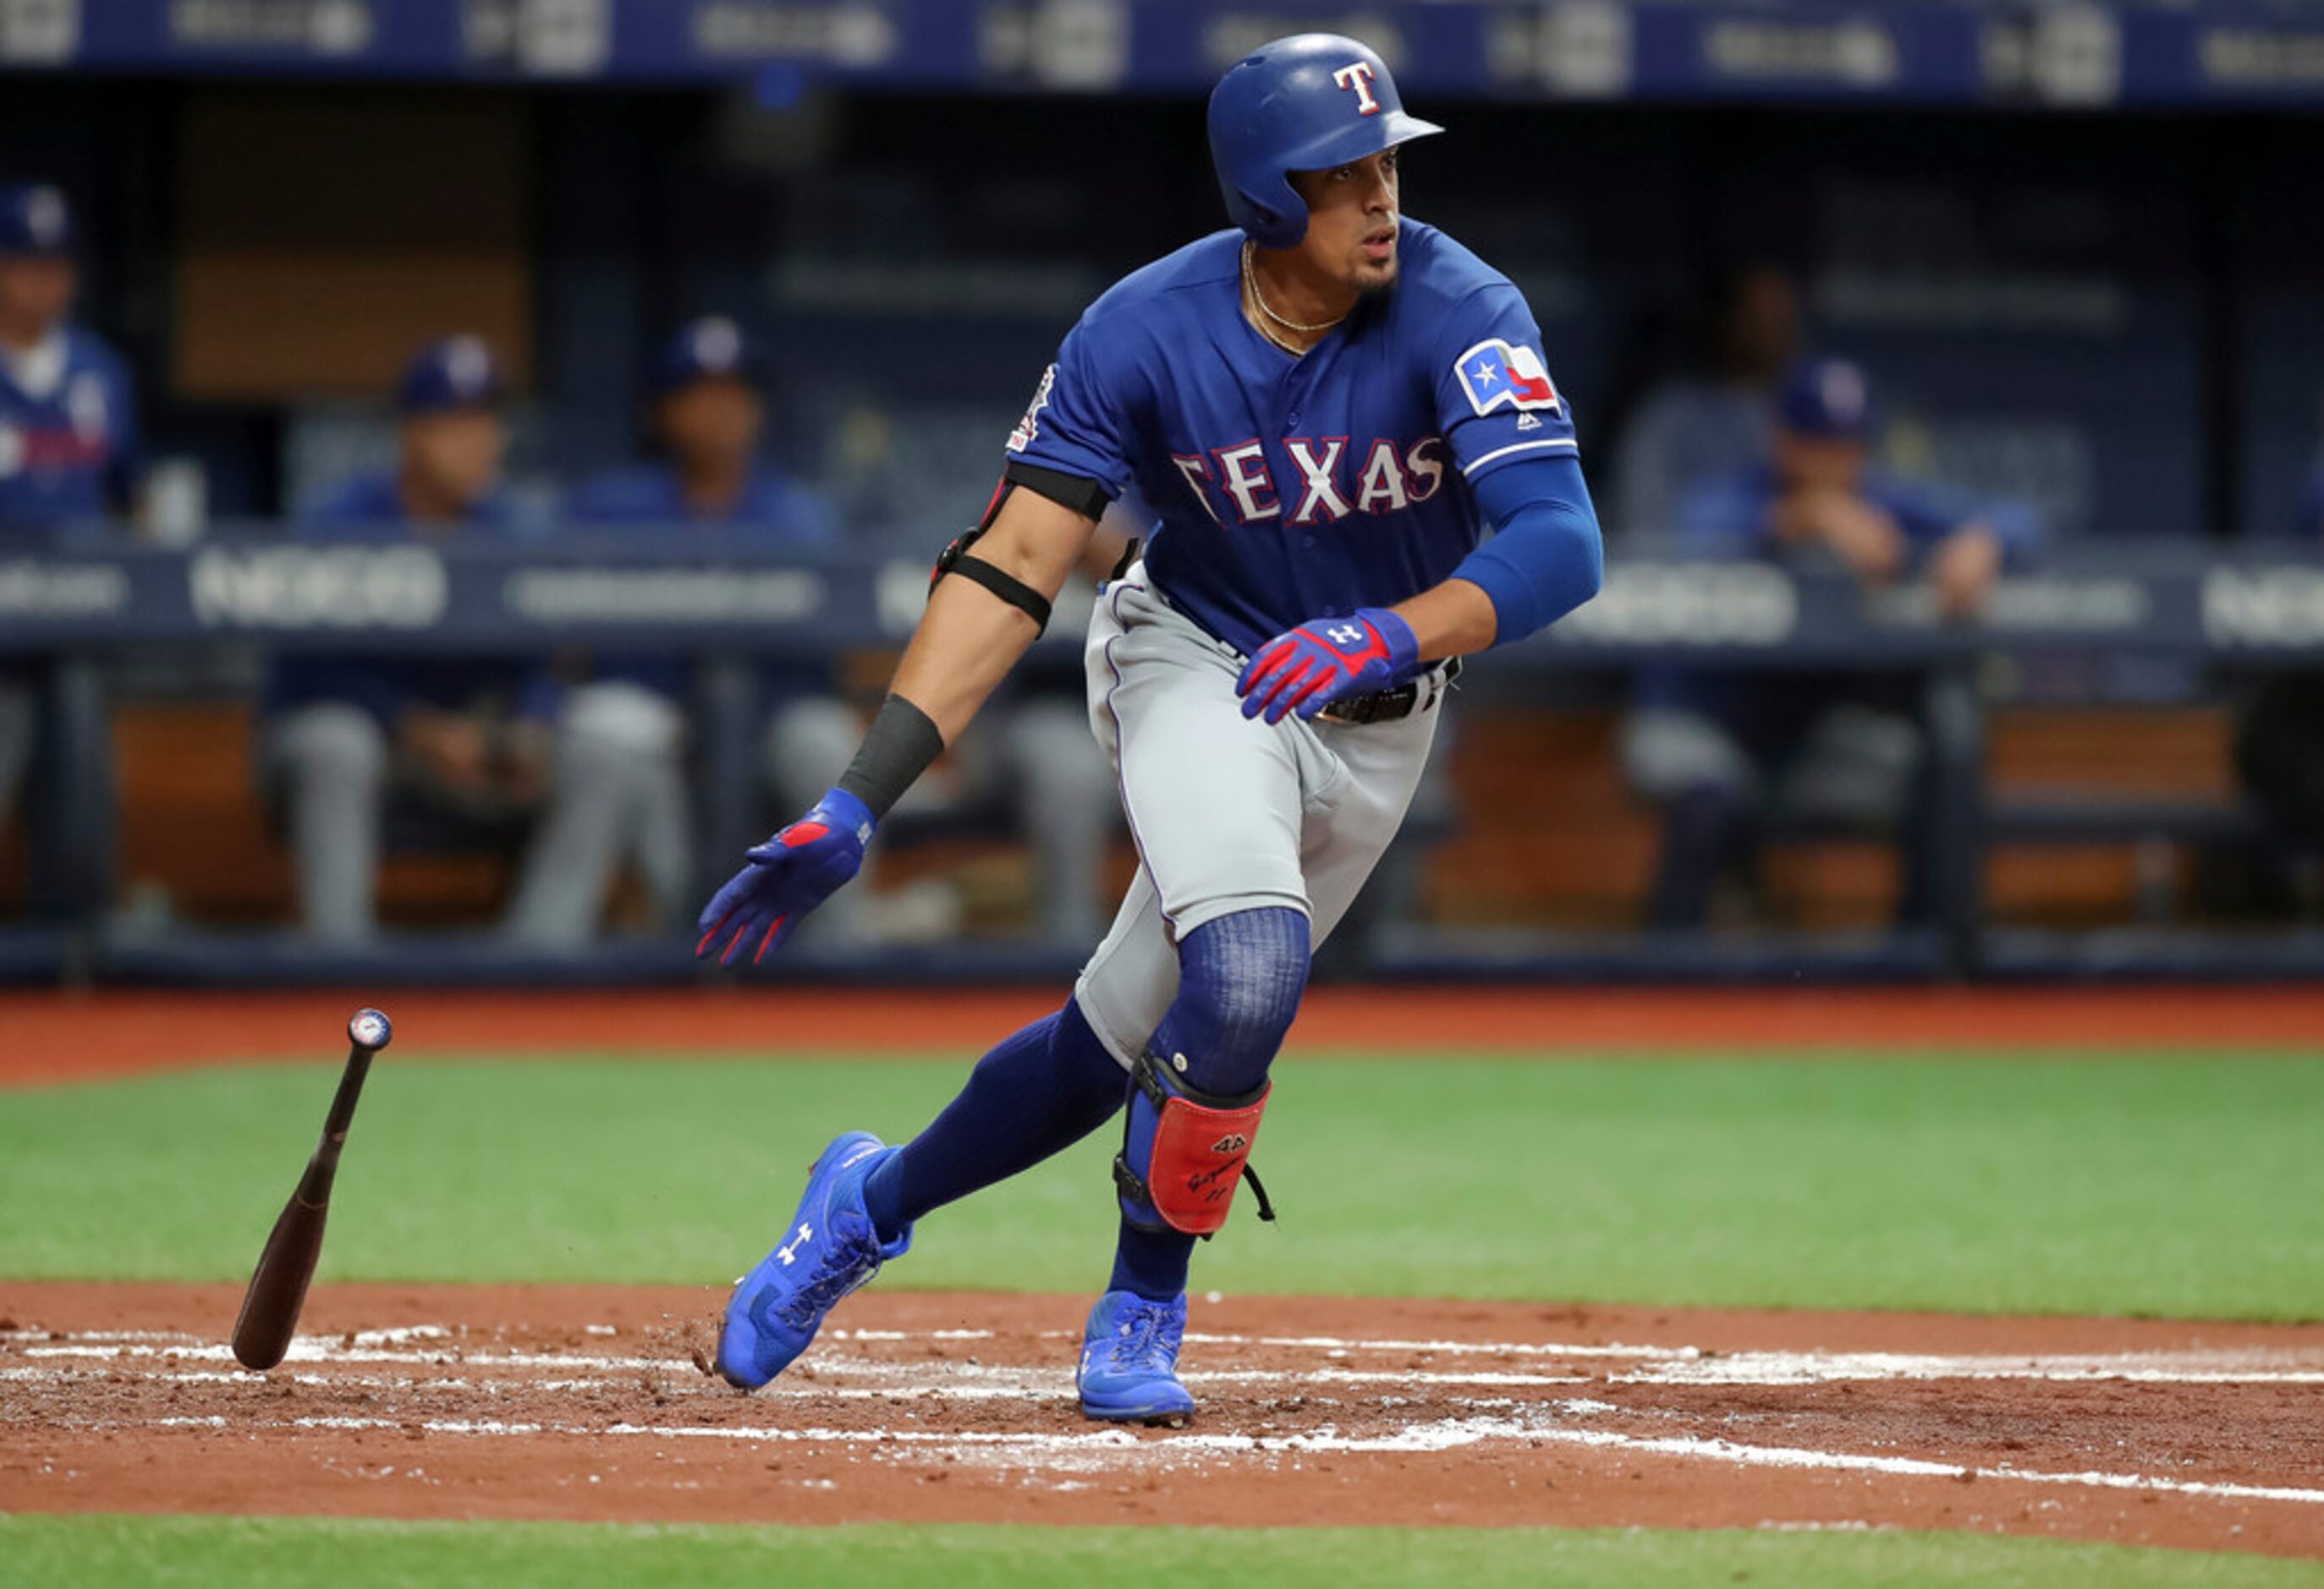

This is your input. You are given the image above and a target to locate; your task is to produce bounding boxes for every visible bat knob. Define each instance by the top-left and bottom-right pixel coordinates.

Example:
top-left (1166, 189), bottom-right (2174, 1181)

top-left (348, 1009), bottom-right (393, 1052)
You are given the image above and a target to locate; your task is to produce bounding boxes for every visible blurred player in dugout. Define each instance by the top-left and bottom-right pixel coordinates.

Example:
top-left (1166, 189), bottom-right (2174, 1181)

top-left (561, 316), bottom-right (844, 941)
top-left (1609, 264), bottom-right (1800, 540)
top-left (0, 184), bottom-right (137, 876)
top-left (1623, 357), bottom-right (2039, 927)
top-left (569, 316), bottom-right (1116, 949)
top-left (263, 337), bottom-right (689, 945)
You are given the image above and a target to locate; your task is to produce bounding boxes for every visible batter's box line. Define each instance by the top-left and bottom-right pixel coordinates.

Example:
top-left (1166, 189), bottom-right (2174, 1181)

top-left (130, 1410), bottom-right (2324, 1508)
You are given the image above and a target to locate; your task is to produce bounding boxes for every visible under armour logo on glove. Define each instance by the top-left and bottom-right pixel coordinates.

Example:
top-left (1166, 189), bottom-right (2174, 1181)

top-left (1235, 607), bottom-right (1420, 725)
top-left (696, 788), bottom-right (876, 967)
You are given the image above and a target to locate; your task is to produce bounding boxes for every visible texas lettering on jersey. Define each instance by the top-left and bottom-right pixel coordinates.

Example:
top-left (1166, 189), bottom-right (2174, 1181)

top-left (1003, 217), bottom-right (1579, 657)
top-left (1169, 436), bottom-right (1446, 527)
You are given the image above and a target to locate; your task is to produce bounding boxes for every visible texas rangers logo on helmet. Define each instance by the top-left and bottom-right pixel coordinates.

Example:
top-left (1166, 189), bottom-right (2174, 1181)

top-left (1332, 62), bottom-right (1382, 114)
top-left (1455, 338), bottom-right (1562, 416)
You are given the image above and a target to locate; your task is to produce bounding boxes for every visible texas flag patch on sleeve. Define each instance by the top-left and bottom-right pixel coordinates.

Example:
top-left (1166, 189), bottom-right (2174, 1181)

top-left (1455, 338), bottom-right (1562, 416)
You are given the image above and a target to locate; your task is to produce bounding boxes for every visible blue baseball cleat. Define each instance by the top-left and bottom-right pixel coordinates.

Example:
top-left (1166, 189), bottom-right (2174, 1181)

top-left (1077, 1289), bottom-right (1195, 1426)
top-left (716, 1130), bottom-right (911, 1391)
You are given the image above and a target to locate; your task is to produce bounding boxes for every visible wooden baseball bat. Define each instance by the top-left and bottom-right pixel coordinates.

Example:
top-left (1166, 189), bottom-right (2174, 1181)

top-left (230, 1009), bottom-right (393, 1371)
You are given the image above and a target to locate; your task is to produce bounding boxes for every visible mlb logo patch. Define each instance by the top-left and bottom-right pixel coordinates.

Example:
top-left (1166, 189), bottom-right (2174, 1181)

top-left (1455, 338), bottom-right (1560, 416)
top-left (1007, 364), bottom-right (1056, 454)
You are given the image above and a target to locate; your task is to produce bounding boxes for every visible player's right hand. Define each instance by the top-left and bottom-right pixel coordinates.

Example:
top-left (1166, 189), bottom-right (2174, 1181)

top-left (695, 788), bottom-right (876, 967)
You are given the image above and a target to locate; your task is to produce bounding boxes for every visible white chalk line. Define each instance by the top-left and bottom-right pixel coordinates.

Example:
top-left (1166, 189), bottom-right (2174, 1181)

top-left (0, 1325), bottom-right (456, 1349)
top-left (124, 1408), bottom-right (2324, 1508)
top-left (1515, 1426), bottom-right (2324, 1509)
top-left (1618, 1348), bottom-right (2324, 1388)
top-left (5, 1343), bottom-right (1575, 1389)
top-left (14, 1342), bottom-right (676, 1372)
top-left (0, 1361), bottom-right (1583, 1397)
top-left (1182, 1333), bottom-right (1698, 1361)
top-left (14, 1333), bottom-right (2323, 1388)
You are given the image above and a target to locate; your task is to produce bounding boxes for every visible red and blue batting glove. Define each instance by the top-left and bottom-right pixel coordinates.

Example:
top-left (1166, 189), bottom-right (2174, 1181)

top-left (1235, 608), bottom-right (1420, 725)
top-left (695, 788), bottom-right (876, 967)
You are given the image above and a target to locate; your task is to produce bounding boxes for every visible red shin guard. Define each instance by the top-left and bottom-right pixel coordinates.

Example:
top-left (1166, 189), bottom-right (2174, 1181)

top-left (1115, 1051), bottom-right (1273, 1236)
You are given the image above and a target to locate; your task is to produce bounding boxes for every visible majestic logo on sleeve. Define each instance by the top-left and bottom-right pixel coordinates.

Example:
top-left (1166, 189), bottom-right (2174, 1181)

top-left (1006, 364), bottom-right (1056, 454)
top-left (1455, 339), bottom-right (1562, 416)
top-left (1332, 62), bottom-right (1382, 114)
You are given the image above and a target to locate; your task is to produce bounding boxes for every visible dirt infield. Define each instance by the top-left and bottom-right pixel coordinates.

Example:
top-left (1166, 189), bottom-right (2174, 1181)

top-left (5, 985), bottom-right (2323, 1087)
top-left (3, 1283), bottom-right (2319, 1557)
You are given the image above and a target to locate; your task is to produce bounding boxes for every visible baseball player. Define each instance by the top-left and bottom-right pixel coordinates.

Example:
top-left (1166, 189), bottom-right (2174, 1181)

top-left (264, 338), bottom-right (569, 943)
top-left (553, 316), bottom-right (848, 945)
top-left (698, 34), bottom-right (1604, 1422)
top-left (0, 183), bottom-right (136, 858)
top-left (0, 184), bottom-right (135, 531)
top-left (1623, 356), bottom-right (2039, 928)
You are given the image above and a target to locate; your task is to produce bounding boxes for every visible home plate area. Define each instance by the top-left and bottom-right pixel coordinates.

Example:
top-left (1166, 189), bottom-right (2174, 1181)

top-left (2, 1284), bottom-right (2321, 1557)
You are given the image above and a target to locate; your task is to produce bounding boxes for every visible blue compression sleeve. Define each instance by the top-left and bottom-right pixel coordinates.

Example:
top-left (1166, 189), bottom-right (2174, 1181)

top-left (1453, 454), bottom-right (1605, 646)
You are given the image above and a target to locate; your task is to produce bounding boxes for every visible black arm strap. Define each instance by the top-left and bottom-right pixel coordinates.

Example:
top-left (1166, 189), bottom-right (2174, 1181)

top-left (927, 462), bottom-right (1110, 635)
top-left (940, 550), bottom-right (1052, 633)
top-left (1003, 459), bottom-right (1111, 520)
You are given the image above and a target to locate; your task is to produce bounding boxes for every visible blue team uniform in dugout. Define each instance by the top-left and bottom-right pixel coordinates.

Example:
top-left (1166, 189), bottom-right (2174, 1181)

top-left (0, 327), bottom-right (135, 528)
top-left (263, 471), bottom-right (553, 728)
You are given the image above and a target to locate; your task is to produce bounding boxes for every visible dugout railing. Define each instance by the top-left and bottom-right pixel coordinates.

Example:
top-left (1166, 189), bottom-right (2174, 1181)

top-left (2, 530), bottom-right (2319, 984)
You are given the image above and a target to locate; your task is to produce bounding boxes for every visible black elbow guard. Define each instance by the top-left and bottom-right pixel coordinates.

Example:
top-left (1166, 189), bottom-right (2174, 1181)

top-left (926, 462), bottom-right (1106, 634)
top-left (931, 530), bottom-right (1052, 634)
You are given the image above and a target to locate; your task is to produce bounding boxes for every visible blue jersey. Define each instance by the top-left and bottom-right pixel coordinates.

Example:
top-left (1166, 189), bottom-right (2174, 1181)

top-left (1640, 462), bottom-right (2041, 729)
top-left (567, 462), bottom-right (842, 542)
top-left (1673, 463), bottom-right (2041, 568)
top-left (0, 327), bottom-right (136, 530)
top-left (1006, 220), bottom-right (1576, 657)
top-left (303, 470), bottom-right (524, 536)
top-left (265, 470), bottom-right (552, 727)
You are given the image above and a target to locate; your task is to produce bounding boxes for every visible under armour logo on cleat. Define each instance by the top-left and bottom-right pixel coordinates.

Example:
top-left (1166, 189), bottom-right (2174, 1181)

top-left (777, 1223), bottom-right (813, 1266)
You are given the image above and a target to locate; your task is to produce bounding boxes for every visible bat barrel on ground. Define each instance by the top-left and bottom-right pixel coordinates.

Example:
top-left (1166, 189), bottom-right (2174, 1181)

top-left (230, 1008), bottom-right (393, 1372)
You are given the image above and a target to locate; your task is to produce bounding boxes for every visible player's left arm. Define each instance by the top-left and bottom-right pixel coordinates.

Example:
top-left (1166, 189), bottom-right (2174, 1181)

top-left (1401, 452), bottom-right (1602, 657)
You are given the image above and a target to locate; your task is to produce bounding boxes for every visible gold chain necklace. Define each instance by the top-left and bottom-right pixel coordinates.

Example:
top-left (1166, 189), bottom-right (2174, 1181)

top-left (1241, 241), bottom-right (1347, 343)
top-left (1247, 301), bottom-right (1305, 355)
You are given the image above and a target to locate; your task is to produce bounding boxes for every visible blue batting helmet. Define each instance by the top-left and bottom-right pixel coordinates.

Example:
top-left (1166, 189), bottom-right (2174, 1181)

top-left (1208, 34), bottom-right (1442, 250)
top-left (396, 335), bottom-right (505, 415)
top-left (0, 184), bottom-right (74, 258)
top-left (655, 316), bottom-right (763, 396)
top-left (1778, 357), bottom-right (1876, 443)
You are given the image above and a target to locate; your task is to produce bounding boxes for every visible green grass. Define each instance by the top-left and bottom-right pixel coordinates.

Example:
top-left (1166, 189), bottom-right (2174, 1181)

top-left (3, 1517), bottom-right (2319, 1589)
top-left (3, 1053), bottom-right (2321, 1317)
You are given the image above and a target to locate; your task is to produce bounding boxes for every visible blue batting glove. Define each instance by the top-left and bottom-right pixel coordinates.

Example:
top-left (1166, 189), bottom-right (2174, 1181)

top-left (1235, 608), bottom-right (1420, 725)
top-left (695, 788), bottom-right (876, 967)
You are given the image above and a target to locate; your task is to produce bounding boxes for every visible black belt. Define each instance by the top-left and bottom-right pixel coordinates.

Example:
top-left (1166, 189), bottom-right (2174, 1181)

top-left (1319, 657), bottom-right (1461, 725)
top-left (1125, 556), bottom-right (1459, 728)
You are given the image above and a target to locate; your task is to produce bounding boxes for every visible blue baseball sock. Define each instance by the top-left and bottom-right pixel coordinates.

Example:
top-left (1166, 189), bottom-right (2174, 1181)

top-left (861, 996), bottom-right (1126, 1245)
top-left (1109, 906), bottom-right (1310, 1302)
